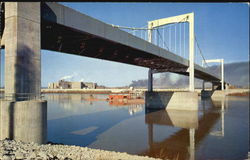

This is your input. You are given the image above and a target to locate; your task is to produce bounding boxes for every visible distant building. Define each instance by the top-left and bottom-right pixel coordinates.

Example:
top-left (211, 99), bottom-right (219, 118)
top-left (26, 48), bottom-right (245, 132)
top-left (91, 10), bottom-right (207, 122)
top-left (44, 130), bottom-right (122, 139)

top-left (48, 80), bottom-right (97, 89)
top-left (59, 80), bottom-right (72, 89)
top-left (84, 82), bottom-right (97, 89)
top-left (71, 81), bottom-right (84, 89)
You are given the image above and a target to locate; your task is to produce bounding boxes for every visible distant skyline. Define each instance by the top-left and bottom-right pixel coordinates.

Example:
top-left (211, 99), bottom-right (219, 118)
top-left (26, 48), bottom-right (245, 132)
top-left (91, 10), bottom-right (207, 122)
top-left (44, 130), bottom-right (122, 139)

top-left (0, 2), bottom-right (249, 87)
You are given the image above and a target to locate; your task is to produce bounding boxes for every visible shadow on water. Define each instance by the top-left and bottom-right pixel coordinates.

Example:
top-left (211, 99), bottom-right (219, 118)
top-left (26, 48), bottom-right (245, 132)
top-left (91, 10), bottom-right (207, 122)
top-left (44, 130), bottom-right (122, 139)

top-left (48, 100), bottom-right (143, 146)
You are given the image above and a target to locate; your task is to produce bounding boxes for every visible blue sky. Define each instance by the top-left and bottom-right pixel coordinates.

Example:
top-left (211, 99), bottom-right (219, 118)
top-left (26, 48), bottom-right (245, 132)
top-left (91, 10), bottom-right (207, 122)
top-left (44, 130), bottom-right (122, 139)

top-left (0, 3), bottom-right (249, 87)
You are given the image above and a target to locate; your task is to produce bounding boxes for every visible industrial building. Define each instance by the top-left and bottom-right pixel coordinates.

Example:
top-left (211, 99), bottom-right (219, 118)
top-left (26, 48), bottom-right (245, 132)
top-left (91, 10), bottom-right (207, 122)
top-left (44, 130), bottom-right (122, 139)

top-left (48, 80), bottom-right (97, 89)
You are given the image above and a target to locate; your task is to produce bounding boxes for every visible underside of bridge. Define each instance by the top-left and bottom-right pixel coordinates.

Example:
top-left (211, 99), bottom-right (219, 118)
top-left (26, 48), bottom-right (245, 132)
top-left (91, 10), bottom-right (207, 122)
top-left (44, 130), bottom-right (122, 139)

top-left (41, 20), bottom-right (222, 84)
top-left (0, 2), bottom-right (224, 86)
top-left (41, 20), bottom-right (187, 73)
top-left (40, 2), bottom-right (222, 84)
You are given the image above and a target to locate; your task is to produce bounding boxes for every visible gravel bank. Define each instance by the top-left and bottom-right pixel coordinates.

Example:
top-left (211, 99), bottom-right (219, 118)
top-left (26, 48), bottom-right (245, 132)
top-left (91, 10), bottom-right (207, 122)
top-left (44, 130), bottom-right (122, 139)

top-left (0, 139), bottom-right (159, 160)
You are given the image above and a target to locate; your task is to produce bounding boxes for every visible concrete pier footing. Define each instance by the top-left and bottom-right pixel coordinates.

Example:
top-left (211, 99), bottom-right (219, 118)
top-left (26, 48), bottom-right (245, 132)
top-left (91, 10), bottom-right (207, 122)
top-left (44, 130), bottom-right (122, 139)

top-left (145, 91), bottom-right (198, 111)
top-left (211, 90), bottom-right (226, 99)
top-left (0, 100), bottom-right (47, 144)
top-left (201, 90), bottom-right (213, 98)
top-left (201, 90), bottom-right (226, 99)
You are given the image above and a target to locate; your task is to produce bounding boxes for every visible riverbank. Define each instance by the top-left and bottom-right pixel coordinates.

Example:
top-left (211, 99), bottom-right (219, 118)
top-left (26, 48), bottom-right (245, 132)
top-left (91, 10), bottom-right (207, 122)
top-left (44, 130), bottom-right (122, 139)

top-left (0, 139), bottom-right (159, 160)
top-left (227, 91), bottom-right (249, 96)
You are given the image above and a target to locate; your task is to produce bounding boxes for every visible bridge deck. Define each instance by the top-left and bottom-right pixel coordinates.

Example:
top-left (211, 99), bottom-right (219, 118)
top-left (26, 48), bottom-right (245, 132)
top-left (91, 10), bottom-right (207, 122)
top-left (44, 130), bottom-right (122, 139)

top-left (41, 3), bottom-right (222, 84)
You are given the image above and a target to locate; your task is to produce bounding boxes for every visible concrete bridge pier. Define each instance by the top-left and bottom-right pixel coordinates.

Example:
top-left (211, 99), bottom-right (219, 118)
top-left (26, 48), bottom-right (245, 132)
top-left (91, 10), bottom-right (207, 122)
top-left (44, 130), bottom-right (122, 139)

top-left (148, 68), bottom-right (153, 92)
top-left (201, 81), bottom-right (213, 98)
top-left (0, 2), bottom-right (47, 144)
top-left (145, 69), bottom-right (198, 111)
top-left (201, 81), bottom-right (228, 99)
top-left (145, 91), bottom-right (198, 110)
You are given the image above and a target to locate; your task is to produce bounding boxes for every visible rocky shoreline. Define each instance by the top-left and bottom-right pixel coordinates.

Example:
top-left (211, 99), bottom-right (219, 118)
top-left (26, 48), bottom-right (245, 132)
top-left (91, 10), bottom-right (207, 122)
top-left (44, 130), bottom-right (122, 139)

top-left (0, 139), bottom-right (159, 160)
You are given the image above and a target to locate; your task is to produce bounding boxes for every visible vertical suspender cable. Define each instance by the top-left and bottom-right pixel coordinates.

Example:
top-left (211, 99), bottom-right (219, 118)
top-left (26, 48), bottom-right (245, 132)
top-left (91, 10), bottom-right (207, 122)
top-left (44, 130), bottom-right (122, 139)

top-left (160, 28), bottom-right (161, 47)
top-left (195, 42), bottom-right (198, 64)
top-left (158, 22), bottom-right (160, 47)
top-left (162, 27), bottom-right (165, 49)
top-left (0, 4), bottom-right (1, 94)
top-left (157, 29), bottom-right (158, 46)
top-left (184, 23), bottom-right (186, 59)
top-left (180, 23), bottom-right (182, 56)
top-left (175, 24), bottom-right (176, 54)
top-left (169, 26), bottom-right (171, 52)
top-left (154, 29), bottom-right (156, 45)
top-left (0, 45), bottom-right (1, 94)
top-left (194, 41), bottom-right (196, 64)
top-left (158, 28), bottom-right (159, 47)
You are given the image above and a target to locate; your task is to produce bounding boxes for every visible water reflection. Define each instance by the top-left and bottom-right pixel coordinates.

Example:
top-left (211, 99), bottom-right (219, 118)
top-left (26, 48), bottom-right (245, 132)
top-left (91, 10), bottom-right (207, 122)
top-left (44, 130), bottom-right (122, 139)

top-left (45, 94), bottom-right (248, 159)
top-left (46, 94), bottom-right (145, 146)
top-left (46, 94), bottom-right (143, 118)
top-left (141, 98), bottom-right (227, 160)
top-left (209, 98), bottom-right (226, 137)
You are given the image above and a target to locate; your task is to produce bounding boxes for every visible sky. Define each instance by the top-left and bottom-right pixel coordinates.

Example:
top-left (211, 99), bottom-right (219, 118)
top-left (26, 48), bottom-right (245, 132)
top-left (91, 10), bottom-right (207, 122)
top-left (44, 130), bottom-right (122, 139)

top-left (0, 2), bottom-right (249, 87)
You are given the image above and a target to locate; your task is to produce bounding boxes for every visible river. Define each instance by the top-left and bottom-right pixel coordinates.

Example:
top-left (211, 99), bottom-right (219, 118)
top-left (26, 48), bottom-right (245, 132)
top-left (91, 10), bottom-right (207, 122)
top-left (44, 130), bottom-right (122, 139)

top-left (46, 93), bottom-right (249, 160)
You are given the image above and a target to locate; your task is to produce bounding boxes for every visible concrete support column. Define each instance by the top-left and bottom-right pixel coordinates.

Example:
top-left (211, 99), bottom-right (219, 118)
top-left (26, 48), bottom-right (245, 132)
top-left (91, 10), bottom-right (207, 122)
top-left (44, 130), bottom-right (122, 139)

top-left (202, 81), bottom-right (205, 91)
top-left (212, 83), bottom-right (215, 91)
top-left (148, 68), bottom-right (153, 92)
top-left (148, 22), bottom-right (153, 43)
top-left (189, 13), bottom-right (195, 92)
top-left (4, 2), bottom-right (41, 100)
top-left (221, 59), bottom-right (224, 90)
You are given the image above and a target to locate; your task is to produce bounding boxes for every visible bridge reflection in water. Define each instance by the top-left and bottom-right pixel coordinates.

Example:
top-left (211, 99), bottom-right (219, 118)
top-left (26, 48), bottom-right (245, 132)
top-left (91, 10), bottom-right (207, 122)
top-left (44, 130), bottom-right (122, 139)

top-left (44, 93), bottom-right (227, 159)
top-left (141, 98), bottom-right (227, 160)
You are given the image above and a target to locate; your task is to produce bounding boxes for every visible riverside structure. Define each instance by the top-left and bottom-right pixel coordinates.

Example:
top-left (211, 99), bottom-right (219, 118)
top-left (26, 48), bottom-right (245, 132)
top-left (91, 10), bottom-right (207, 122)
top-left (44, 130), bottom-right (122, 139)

top-left (0, 2), bottom-right (228, 144)
top-left (48, 80), bottom-right (97, 89)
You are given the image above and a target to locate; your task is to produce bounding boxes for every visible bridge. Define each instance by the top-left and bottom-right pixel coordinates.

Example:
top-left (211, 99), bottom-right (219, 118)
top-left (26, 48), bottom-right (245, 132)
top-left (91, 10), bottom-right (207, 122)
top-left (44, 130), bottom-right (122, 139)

top-left (0, 2), bottom-right (228, 144)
